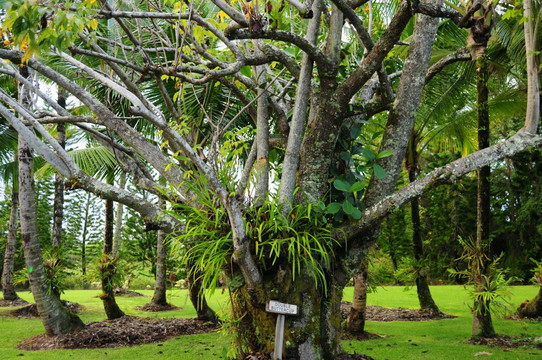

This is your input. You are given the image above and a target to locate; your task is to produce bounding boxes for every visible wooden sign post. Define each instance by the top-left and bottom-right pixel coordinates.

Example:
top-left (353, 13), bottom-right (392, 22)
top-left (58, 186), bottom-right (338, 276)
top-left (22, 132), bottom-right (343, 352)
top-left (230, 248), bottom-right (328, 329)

top-left (266, 300), bottom-right (298, 360)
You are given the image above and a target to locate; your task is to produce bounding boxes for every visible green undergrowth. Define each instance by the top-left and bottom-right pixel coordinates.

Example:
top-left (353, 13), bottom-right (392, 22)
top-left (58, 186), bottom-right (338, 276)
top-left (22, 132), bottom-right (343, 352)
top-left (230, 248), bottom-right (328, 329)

top-left (1, 286), bottom-right (541, 359)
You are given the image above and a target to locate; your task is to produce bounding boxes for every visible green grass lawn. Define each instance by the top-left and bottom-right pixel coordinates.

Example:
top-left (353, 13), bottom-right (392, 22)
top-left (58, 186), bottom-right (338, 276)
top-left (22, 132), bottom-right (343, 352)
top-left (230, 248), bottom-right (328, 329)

top-left (1, 286), bottom-right (541, 359)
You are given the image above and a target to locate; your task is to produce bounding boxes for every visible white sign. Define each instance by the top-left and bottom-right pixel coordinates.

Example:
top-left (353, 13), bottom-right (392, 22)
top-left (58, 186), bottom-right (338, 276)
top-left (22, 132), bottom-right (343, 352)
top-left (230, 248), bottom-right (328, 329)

top-left (266, 300), bottom-right (298, 315)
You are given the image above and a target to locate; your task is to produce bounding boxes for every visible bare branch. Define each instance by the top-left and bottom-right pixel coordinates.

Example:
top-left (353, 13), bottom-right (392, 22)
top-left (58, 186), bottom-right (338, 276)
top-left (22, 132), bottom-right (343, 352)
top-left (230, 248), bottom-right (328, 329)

top-left (425, 47), bottom-right (471, 83)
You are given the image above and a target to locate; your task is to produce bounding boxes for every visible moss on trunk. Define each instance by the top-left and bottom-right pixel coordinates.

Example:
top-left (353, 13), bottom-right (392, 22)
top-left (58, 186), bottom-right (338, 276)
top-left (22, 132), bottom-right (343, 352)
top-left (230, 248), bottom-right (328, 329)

top-left (229, 263), bottom-right (344, 360)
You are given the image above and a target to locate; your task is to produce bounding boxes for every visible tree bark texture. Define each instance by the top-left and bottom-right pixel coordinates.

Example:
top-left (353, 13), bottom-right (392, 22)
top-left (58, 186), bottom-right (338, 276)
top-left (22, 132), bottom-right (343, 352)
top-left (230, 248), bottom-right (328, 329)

top-left (151, 216), bottom-right (168, 306)
top-left (232, 264), bottom-right (346, 359)
top-left (2, 179), bottom-right (20, 301)
top-left (517, 287), bottom-right (542, 318)
top-left (100, 181), bottom-right (125, 320)
top-left (472, 43), bottom-right (495, 339)
top-left (112, 173), bottom-right (126, 257)
top-left (19, 136), bottom-right (84, 334)
top-left (346, 260), bottom-right (368, 334)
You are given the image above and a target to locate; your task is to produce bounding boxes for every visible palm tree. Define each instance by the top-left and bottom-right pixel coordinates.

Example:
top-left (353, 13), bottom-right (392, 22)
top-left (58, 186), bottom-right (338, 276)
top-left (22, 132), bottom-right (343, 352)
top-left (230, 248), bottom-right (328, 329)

top-left (16, 65), bottom-right (84, 333)
top-left (1, 153), bottom-right (21, 301)
top-left (0, 69), bottom-right (21, 302)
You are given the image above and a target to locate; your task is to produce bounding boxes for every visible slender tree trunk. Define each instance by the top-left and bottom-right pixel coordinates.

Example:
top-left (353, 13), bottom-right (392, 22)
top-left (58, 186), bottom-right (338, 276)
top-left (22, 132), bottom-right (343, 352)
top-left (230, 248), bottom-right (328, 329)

top-left (112, 173), bottom-right (126, 257)
top-left (81, 192), bottom-right (91, 277)
top-left (472, 36), bottom-right (495, 338)
top-left (2, 170), bottom-right (20, 301)
top-left (187, 264), bottom-right (218, 322)
top-left (407, 141), bottom-right (440, 314)
top-left (100, 178), bottom-right (125, 319)
top-left (150, 198), bottom-right (168, 306)
top-left (51, 91), bottom-right (66, 248)
top-left (346, 260), bottom-right (368, 334)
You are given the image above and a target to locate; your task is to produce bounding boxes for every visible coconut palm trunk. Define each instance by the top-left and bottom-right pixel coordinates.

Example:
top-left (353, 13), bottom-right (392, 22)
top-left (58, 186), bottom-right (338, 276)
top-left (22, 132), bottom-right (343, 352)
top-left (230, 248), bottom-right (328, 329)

top-left (2, 166), bottom-right (20, 301)
top-left (19, 135), bottom-right (84, 334)
top-left (407, 139), bottom-right (440, 314)
top-left (470, 5), bottom-right (495, 337)
top-left (112, 172), bottom-right (126, 257)
top-left (150, 198), bottom-right (168, 306)
top-left (99, 178), bottom-right (125, 319)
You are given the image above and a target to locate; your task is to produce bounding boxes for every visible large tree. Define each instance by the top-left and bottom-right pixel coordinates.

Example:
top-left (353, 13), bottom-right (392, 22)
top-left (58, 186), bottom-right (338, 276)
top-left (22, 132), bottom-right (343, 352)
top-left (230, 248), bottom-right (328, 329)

top-left (0, 0), bottom-right (540, 358)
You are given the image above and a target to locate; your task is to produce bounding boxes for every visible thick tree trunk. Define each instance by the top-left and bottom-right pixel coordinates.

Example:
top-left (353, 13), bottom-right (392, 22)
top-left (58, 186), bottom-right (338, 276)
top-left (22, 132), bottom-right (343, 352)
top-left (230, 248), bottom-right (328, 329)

top-left (187, 266), bottom-right (218, 322)
top-left (232, 264), bottom-right (346, 359)
top-left (2, 177), bottom-right (20, 301)
top-left (517, 287), bottom-right (542, 318)
top-left (346, 260), bottom-right (368, 334)
top-left (100, 182), bottom-right (125, 319)
top-left (150, 227), bottom-right (168, 306)
top-left (472, 40), bottom-right (495, 338)
top-left (19, 136), bottom-right (83, 334)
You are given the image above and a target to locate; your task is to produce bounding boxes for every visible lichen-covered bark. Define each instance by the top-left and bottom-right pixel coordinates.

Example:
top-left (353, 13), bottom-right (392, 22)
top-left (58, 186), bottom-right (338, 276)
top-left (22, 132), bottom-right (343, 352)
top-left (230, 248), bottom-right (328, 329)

top-left (364, 10), bottom-right (439, 209)
top-left (232, 264), bottom-right (346, 359)
top-left (2, 180), bottom-right (20, 301)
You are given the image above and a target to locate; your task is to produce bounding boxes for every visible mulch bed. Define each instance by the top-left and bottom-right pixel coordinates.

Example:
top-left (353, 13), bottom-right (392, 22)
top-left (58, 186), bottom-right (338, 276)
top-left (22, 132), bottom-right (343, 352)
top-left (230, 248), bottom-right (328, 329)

top-left (135, 302), bottom-right (181, 312)
top-left (0, 298), bottom-right (30, 307)
top-left (114, 289), bottom-right (147, 297)
top-left (340, 302), bottom-right (457, 322)
top-left (18, 316), bottom-right (219, 351)
top-left (3, 301), bottom-right (83, 318)
top-left (469, 334), bottom-right (542, 350)
top-left (506, 313), bottom-right (542, 322)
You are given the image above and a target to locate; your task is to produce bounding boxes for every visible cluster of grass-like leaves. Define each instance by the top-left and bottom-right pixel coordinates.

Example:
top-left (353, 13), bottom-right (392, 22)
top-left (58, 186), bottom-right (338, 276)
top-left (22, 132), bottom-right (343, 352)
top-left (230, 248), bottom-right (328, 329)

top-left (167, 172), bottom-right (339, 295)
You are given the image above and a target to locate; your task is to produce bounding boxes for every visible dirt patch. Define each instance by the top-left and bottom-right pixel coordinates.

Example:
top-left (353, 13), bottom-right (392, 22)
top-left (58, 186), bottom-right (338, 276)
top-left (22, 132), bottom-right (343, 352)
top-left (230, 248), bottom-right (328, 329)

top-left (18, 316), bottom-right (219, 350)
top-left (135, 302), bottom-right (181, 312)
top-left (340, 302), bottom-right (456, 322)
top-left (0, 298), bottom-right (30, 307)
top-left (3, 301), bottom-right (83, 318)
top-left (506, 313), bottom-right (542, 322)
top-left (469, 334), bottom-right (542, 350)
